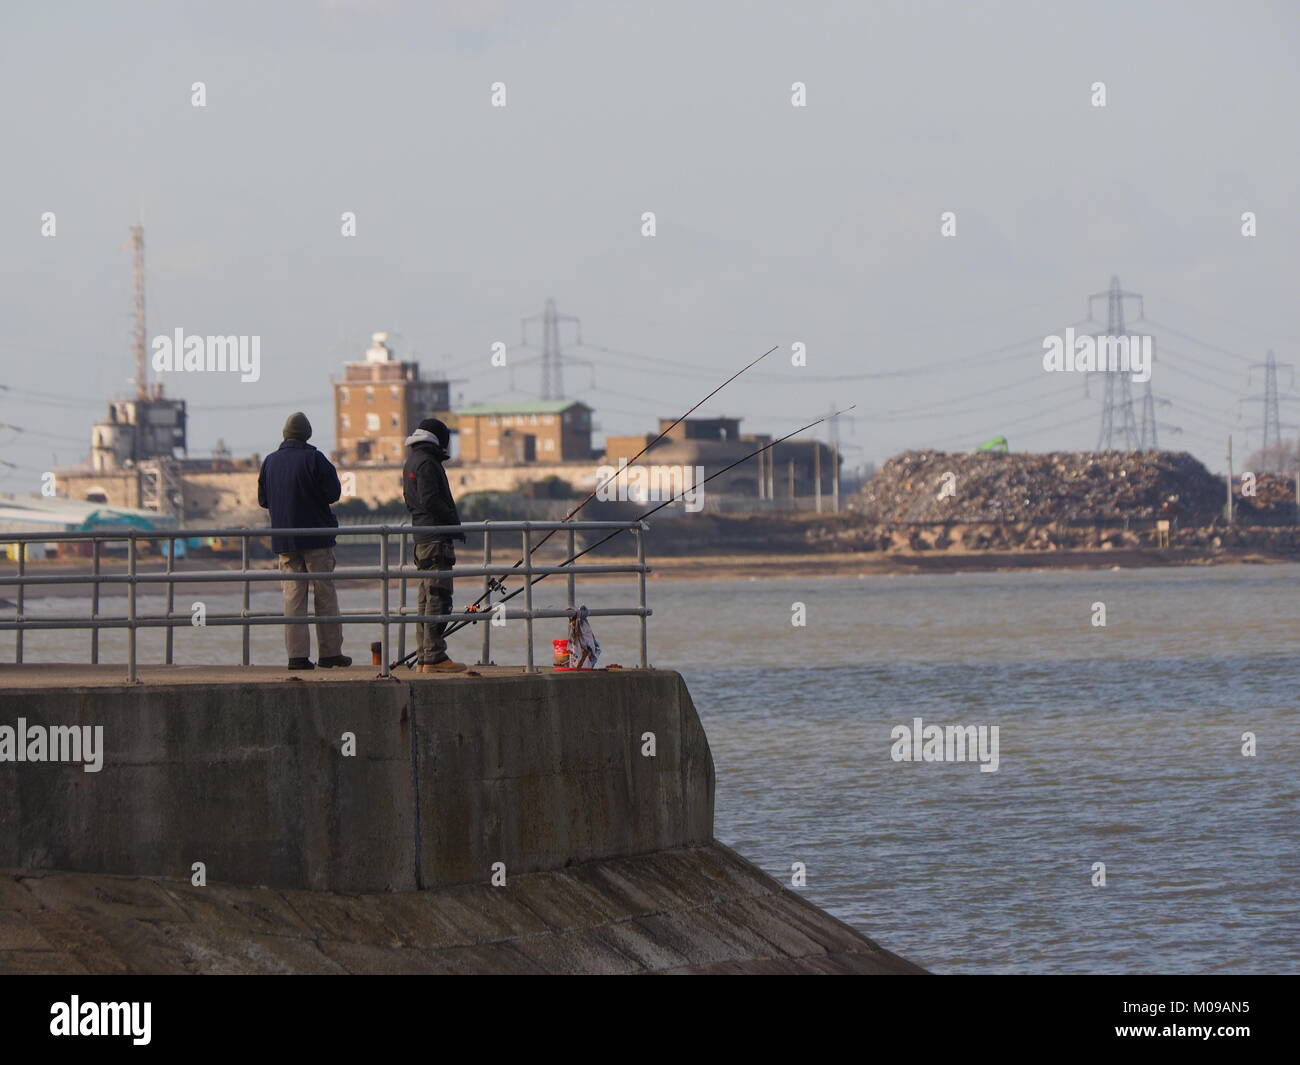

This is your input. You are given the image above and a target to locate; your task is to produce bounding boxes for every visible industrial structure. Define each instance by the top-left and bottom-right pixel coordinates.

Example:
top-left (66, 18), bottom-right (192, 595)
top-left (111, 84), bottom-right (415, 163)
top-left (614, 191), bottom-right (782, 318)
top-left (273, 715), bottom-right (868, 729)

top-left (87, 226), bottom-right (188, 516)
top-left (1091, 276), bottom-right (1145, 451)
top-left (1240, 350), bottom-right (1298, 471)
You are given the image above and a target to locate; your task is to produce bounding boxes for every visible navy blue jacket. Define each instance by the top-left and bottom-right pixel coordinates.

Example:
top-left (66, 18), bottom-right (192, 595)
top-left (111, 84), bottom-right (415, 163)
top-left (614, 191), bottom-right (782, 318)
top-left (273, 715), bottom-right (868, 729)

top-left (257, 440), bottom-right (341, 553)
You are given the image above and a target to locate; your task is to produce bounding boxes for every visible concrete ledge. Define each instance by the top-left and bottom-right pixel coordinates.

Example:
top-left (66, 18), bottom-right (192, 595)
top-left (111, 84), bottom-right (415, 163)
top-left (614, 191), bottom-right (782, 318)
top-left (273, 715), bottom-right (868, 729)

top-left (0, 670), bottom-right (713, 893)
top-left (0, 844), bottom-right (925, 974)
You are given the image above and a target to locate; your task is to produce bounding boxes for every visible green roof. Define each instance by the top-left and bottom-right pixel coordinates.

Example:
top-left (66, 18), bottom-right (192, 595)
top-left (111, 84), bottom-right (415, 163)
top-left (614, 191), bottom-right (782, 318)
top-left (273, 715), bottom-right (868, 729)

top-left (457, 401), bottom-right (588, 416)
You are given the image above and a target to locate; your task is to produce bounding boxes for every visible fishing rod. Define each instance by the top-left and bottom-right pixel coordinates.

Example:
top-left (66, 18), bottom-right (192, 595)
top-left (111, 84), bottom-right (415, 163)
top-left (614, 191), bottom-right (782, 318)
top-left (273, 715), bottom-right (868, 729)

top-left (438, 403), bottom-right (856, 643)
top-left (390, 345), bottom-right (777, 670)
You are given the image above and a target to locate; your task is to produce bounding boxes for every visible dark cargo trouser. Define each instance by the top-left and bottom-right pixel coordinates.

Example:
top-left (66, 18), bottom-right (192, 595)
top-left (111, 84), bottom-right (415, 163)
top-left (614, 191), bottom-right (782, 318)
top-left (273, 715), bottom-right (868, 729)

top-left (415, 541), bottom-right (454, 663)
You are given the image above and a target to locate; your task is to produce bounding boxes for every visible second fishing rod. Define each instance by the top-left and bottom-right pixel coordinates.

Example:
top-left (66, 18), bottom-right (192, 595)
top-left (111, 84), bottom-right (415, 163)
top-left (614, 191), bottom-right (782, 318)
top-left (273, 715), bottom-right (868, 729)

top-left (390, 345), bottom-right (777, 671)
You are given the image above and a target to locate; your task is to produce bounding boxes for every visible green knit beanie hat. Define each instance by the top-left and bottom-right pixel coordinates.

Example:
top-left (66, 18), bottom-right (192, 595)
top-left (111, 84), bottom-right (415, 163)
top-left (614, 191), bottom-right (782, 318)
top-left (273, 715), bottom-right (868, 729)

top-left (283, 411), bottom-right (312, 441)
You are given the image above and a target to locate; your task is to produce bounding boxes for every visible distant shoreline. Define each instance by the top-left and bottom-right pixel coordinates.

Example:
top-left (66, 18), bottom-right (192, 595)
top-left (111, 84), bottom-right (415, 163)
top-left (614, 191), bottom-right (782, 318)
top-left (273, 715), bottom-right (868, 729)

top-left (620, 547), bottom-right (1293, 581)
top-left (2, 544), bottom-right (1293, 603)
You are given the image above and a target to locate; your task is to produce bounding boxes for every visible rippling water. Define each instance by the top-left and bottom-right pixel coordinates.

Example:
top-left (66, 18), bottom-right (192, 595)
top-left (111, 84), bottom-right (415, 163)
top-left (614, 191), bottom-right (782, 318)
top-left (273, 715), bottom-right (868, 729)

top-left (8, 562), bottom-right (1299, 973)
top-left (648, 564), bottom-right (1300, 975)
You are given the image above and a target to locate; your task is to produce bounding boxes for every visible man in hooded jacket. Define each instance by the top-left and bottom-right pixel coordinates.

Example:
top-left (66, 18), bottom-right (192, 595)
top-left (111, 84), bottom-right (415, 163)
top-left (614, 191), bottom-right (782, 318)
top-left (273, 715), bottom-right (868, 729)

top-left (403, 417), bottom-right (467, 673)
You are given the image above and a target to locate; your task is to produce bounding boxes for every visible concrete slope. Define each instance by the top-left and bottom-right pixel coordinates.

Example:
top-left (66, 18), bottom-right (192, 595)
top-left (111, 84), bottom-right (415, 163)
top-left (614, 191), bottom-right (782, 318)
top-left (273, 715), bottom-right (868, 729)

top-left (0, 843), bottom-right (924, 975)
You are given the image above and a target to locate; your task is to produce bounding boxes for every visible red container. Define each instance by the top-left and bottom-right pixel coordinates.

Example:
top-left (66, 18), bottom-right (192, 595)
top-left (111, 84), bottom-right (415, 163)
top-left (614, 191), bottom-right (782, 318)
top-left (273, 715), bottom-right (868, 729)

top-left (553, 638), bottom-right (571, 669)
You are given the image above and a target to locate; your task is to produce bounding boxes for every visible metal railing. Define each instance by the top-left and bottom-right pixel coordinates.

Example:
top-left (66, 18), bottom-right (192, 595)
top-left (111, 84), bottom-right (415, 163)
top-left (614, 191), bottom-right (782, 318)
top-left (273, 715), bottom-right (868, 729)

top-left (0, 521), bottom-right (651, 681)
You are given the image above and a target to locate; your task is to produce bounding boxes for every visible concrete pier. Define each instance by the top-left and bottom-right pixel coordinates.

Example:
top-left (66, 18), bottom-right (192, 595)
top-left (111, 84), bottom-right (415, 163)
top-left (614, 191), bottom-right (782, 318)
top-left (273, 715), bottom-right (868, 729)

top-left (0, 666), bottom-right (924, 974)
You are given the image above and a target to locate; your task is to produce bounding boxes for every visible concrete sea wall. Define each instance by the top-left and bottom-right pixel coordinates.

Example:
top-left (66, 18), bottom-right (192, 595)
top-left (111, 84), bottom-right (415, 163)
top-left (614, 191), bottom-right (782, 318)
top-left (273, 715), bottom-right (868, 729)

top-left (0, 668), bottom-right (923, 973)
top-left (1, 671), bottom-right (713, 894)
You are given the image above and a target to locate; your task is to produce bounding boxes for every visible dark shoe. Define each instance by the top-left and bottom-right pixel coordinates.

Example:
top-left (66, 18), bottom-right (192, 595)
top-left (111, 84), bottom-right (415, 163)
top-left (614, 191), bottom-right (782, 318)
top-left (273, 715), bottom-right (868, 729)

top-left (318, 655), bottom-right (352, 668)
top-left (288, 658), bottom-right (315, 670)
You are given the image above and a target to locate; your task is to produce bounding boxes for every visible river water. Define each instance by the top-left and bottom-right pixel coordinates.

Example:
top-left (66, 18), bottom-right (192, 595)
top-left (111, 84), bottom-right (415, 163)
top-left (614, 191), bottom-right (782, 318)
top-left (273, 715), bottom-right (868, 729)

top-left (7, 562), bottom-right (1299, 974)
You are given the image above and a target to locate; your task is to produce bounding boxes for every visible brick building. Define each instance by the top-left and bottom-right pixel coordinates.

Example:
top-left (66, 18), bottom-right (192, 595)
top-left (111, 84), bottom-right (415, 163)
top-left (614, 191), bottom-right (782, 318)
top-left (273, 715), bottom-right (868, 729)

top-left (456, 401), bottom-right (593, 463)
top-left (333, 333), bottom-right (450, 464)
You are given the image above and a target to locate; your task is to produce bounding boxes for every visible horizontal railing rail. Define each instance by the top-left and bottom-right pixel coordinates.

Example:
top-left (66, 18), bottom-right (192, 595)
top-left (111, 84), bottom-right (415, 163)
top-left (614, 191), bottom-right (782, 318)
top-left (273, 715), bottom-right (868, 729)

top-left (0, 521), bottom-right (652, 681)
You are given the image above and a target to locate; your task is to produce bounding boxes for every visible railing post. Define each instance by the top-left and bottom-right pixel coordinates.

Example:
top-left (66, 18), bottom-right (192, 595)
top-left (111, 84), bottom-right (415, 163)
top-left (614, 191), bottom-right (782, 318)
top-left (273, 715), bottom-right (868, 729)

top-left (380, 528), bottom-right (390, 678)
top-left (241, 535), bottom-right (250, 666)
top-left (480, 522), bottom-right (492, 667)
top-left (165, 536), bottom-right (176, 665)
top-left (397, 529), bottom-right (407, 665)
top-left (566, 527), bottom-right (576, 616)
top-left (636, 523), bottom-right (648, 669)
top-left (522, 524), bottom-right (534, 672)
top-left (127, 535), bottom-right (137, 683)
top-left (15, 541), bottom-right (24, 665)
top-left (91, 538), bottom-right (101, 665)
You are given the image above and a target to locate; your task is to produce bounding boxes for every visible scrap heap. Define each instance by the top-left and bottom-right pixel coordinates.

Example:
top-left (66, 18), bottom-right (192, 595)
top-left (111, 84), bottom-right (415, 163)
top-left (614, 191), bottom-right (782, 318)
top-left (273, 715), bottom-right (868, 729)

top-left (857, 450), bottom-right (1226, 525)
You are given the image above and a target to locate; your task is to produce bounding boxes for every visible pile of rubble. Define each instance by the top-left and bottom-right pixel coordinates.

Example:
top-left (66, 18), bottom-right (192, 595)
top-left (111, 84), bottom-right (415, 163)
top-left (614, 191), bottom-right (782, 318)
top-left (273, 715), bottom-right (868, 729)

top-left (1235, 473), bottom-right (1298, 525)
top-left (855, 450), bottom-right (1226, 525)
top-left (804, 517), bottom-right (1300, 556)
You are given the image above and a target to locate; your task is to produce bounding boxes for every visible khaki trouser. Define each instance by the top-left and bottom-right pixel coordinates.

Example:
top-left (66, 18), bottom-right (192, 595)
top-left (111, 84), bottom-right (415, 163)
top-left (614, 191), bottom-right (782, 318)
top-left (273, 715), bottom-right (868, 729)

top-left (277, 547), bottom-right (343, 660)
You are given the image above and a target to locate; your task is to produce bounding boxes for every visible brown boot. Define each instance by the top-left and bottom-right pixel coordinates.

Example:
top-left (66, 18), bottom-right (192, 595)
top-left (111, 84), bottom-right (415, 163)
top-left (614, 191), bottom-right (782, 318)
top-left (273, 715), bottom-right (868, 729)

top-left (419, 658), bottom-right (467, 674)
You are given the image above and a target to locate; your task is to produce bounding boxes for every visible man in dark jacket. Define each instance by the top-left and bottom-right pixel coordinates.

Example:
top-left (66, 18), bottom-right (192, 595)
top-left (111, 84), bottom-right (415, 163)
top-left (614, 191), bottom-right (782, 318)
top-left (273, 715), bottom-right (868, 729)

top-left (257, 412), bottom-right (351, 670)
top-left (403, 417), bottom-right (466, 673)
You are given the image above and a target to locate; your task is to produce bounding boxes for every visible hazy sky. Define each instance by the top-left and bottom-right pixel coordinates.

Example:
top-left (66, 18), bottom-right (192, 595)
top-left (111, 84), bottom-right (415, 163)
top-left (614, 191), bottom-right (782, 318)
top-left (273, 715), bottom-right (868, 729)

top-left (2, 0), bottom-right (1298, 487)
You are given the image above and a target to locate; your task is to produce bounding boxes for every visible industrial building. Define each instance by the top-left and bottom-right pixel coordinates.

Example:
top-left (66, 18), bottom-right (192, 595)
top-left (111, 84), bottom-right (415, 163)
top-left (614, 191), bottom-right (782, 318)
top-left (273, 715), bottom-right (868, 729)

top-left (332, 333), bottom-right (451, 465)
top-left (455, 401), bottom-right (594, 463)
top-left (605, 417), bottom-right (839, 504)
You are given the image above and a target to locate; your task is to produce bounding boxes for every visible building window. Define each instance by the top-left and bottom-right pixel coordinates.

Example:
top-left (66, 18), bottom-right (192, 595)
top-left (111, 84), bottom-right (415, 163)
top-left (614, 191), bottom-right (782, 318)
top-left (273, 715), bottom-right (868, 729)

top-left (341, 414), bottom-right (350, 430)
top-left (390, 386), bottom-right (400, 401)
top-left (340, 387), bottom-right (349, 404)
top-left (542, 416), bottom-right (553, 426)
top-left (366, 413), bottom-right (380, 432)
top-left (544, 438), bottom-right (554, 451)
top-left (365, 387), bottom-right (374, 403)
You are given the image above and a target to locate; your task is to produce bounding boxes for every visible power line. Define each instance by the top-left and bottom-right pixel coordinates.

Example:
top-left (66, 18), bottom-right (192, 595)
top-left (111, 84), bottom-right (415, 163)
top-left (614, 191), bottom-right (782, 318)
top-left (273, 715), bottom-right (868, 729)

top-left (1154, 343), bottom-right (1246, 382)
top-left (1139, 316), bottom-right (1255, 364)
top-left (579, 323), bottom-right (1095, 384)
top-left (1143, 294), bottom-right (1300, 346)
